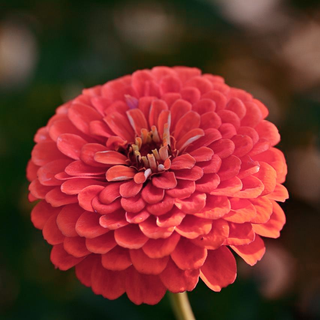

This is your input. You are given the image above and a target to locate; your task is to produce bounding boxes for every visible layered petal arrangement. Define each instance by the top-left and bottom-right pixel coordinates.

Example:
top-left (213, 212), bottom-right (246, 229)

top-left (27, 67), bottom-right (288, 305)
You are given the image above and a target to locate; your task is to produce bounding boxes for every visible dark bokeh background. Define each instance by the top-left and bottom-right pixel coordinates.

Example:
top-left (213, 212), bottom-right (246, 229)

top-left (1, 0), bottom-right (320, 319)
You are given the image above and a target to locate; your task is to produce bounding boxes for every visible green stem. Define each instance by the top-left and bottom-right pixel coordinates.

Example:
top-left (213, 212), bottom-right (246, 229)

top-left (169, 292), bottom-right (195, 320)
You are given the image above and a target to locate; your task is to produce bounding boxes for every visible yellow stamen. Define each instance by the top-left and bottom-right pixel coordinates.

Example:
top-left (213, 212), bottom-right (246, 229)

top-left (141, 129), bottom-right (149, 144)
top-left (147, 154), bottom-right (157, 171)
top-left (151, 126), bottom-right (161, 143)
top-left (141, 156), bottom-right (149, 168)
top-left (159, 146), bottom-right (169, 161)
top-left (152, 149), bottom-right (160, 160)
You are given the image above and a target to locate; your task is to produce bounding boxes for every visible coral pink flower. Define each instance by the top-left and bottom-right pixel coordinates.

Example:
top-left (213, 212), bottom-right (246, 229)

top-left (27, 67), bottom-right (288, 305)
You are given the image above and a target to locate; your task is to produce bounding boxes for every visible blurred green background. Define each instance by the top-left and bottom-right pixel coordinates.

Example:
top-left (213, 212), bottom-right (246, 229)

top-left (1, 0), bottom-right (320, 319)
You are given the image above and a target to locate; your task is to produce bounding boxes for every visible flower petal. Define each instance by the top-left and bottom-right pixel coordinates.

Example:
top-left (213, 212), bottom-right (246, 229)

top-left (193, 99), bottom-right (216, 114)
top-left (161, 92), bottom-right (181, 108)
top-left (174, 166), bottom-right (203, 181)
top-left (57, 134), bottom-right (87, 160)
top-left (152, 172), bottom-right (177, 189)
top-left (159, 259), bottom-right (199, 293)
top-left (255, 120), bottom-right (280, 146)
top-left (45, 187), bottom-right (78, 207)
top-left (198, 155), bottom-right (222, 174)
top-left (180, 87), bottom-right (201, 104)
top-left (253, 148), bottom-right (287, 183)
top-left (104, 112), bottom-right (135, 141)
top-left (209, 138), bottom-right (235, 159)
top-left (86, 232), bottom-right (117, 254)
top-left (49, 118), bottom-right (86, 142)
top-left (31, 200), bottom-right (60, 230)
top-left (175, 216), bottom-right (212, 239)
top-left (231, 134), bottom-right (253, 158)
top-left (254, 162), bottom-right (277, 196)
top-left (92, 197), bottom-right (122, 215)
top-left (63, 236), bottom-right (90, 258)
top-left (185, 76), bottom-right (212, 94)
top-left (78, 185), bottom-right (104, 212)
top-left (225, 98), bottom-right (246, 119)
top-left (98, 210), bottom-right (128, 230)
top-left (89, 120), bottom-right (113, 138)
top-left (125, 210), bottom-right (150, 224)
top-left (160, 75), bottom-right (182, 94)
top-left (101, 246), bottom-right (132, 271)
top-left (252, 201), bottom-right (285, 238)
top-left (139, 216), bottom-right (174, 239)
top-left (189, 147), bottom-right (213, 162)
top-left (175, 193), bottom-right (206, 214)
top-left (126, 267), bottom-right (167, 305)
top-left (200, 111), bottom-right (221, 130)
top-left (75, 255), bottom-right (98, 287)
top-left (75, 211), bottom-right (108, 238)
top-left (121, 194), bottom-right (146, 213)
top-left (126, 108), bottom-right (148, 134)
top-left (171, 154), bottom-right (196, 170)
top-left (166, 180), bottom-right (196, 199)
top-left (241, 101), bottom-right (262, 127)
top-left (194, 195), bottom-right (230, 219)
top-left (174, 111), bottom-right (200, 141)
top-left (200, 247), bottom-right (236, 292)
top-left (267, 184), bottom-right (289, 202)
top-left (38, 159), bottom-right (72, 186)
top-left (195, 173), bottom-right (220, 193)
top-left (68, 103), bottom-right (101, 135)
top-left (223, 199), bottom-right (257, 223)
top-left (130, 249), bottom-right (169, 275)
top-left (233, 176), bottom-right (264, 198)
top-left (156, 208), bottom-right (185, 228)
top-left (94, 150), bottom-right (128, 165)
top-left (224, 222), bottom-right (255, 246)
top-left (114, 224), bottom-right (148, 249)
top-left (219, 123), bottom-right (237, 139)
top-left (237, 156), bottom-right (260, 179)
top-left (218, 110), bottom-right (240, 129)
top-left (141, 182), bottom-right (165, 204)
top-left (106, 165), bottom-right (136, 182)
top-left (142, 232), bottom-right (181, 258)
top-left (43, 213), bottom-right (65, 245)
top-left (250, 197), bottom-right (273, 224)
top-left (56, 204), bottom-right (84, 237)
top-left (231, 235), bottom-right (265, 266)
top-left (237, 127), bottom-right (259, 144)
top-left (176, 128), bottom-right (205, 151)
top-left (61, 178), bottom-right (105, 195)
top-left (65, 160), bottom-right (106, 176)
top-left (149, 100), bottom-right (168, 127)
top-left (91, 261), bottom-right (126, 299)
top-left (191, 219), bottom-right (229, 249)
top-left (187, 129), bottom-right (222, 152)
top-left (171, 237), bottom-right (207, 270)
top-left (50, 244), bottom-right (84, 271)
top-left (99, 183), bottom-right (121, 204)
top-left (202, 90), bottom-right (227, 111)
top-left (146, 195), bottom-right (175, 215)
top-left (210, 177), bottom-right (242, 197)
top-left (132, 70), bottom-right (159, 97)
top-left (32, 141), bottom-right (67, 166)
top-left (170, 99), bottom-right (192, 131)
top-left (119, 180), bottom-right (143, 198)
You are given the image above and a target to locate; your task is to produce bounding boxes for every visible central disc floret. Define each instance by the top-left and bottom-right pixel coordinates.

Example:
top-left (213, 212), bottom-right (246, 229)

top-left (128, 124), bottom-right (172, 173)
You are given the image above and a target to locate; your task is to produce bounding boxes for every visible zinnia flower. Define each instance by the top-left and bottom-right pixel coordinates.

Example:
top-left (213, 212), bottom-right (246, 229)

top-left (27, 67), bottom-right (288, 305)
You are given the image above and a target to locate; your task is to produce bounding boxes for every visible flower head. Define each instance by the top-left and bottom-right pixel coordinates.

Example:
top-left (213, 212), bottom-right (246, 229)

top-left (27, 67), bottom-right (288, 305)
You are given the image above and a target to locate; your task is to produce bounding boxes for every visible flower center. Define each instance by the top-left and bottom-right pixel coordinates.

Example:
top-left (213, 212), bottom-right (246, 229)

top-left (127, 124), bottom-right (173, 173)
